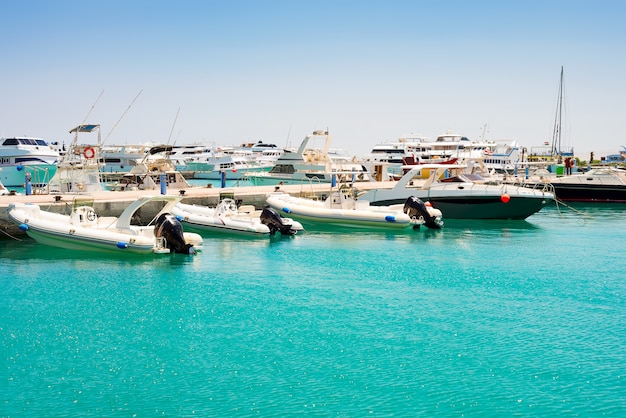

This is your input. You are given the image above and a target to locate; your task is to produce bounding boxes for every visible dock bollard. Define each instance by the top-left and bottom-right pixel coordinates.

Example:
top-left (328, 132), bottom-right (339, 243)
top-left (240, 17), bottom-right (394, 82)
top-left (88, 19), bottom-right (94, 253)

top-left (25, 173), bottom-right (32, 195)
top-left (160, 174), bottom-right (166, 195)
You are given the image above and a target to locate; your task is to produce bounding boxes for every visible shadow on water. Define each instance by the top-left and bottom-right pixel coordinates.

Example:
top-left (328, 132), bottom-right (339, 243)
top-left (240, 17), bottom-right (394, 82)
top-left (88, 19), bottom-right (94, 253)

top-left (434, 201), bottom-right (626, 231)
top-left (442, 218), bottom-right (540, 231)
top-left (0, 236), bottom-right (199, 266)
top-left (290, 223), bottom-right (446, 245)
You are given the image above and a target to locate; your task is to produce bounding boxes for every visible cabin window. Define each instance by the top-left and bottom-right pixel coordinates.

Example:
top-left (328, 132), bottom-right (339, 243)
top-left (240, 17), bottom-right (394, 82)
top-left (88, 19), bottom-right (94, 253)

top-left (305, 173), bottom-right (325, 180)
top-left (2, 138), bottom-right (18, 146)
top-left (269, 165), bottom-right (295, 174)
top-left (16, 157), bottom-right (46, 163)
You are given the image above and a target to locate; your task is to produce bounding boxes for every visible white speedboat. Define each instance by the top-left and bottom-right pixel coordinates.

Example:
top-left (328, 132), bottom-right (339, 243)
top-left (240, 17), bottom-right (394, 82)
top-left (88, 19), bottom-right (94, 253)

top-left (524, 167), bottom-right (626, 203)
top-left (265, 189), bottom-right (443, 230)
top-left (7, 195), bottom-right (202, 254)
top-left (0, 136), bottom-right (59, 187)
top-left (359, 164), bottom-right (554, 220)
top-left (171, 198), bottom-right (304, 236)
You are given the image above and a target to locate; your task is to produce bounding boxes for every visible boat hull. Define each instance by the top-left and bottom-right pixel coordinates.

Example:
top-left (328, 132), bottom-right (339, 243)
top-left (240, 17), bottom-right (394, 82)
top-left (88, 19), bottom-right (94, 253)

top-left (0, 163), bottom-right (57, 187)
top-left (266, 194), bottom-right (415, 230)
top-left (371, 196), bottom-right (547, 220)
top-left (7, 198), bottom-right (203, 254)
top-left (553, 184), bottom-right (626, 203)
top-left (523, 168), bottom-right (626, 203)
top-left (543, 183), bottom-right (626, 203)
top-left (172, 209), bottom-right (271, 236)
top-left (193, 166), bottom-right (271, 180)
top-left (171, 202), bottom-right (303, 236)
top-left (246, 173), bottom-right (333, 186)
top-left (362, 185), bottom-right (552, 220)
top-left (21, 226), bottom-right (158, 254)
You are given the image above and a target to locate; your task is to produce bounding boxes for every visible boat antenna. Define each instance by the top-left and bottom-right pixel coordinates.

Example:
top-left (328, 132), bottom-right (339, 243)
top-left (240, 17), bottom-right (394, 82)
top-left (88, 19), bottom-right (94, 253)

top-left (67, 90), bottom-right (104, 150)
top-left (480, 123), bottom-right (488, 141)
top-left (284, 123), bottom-right (292, 149)
top-left (101, 89), bottom-right (143, 146)
top-left (167, 107), bottom-right (181, 146)
top-left (81, 90), bottom-right (104, 126)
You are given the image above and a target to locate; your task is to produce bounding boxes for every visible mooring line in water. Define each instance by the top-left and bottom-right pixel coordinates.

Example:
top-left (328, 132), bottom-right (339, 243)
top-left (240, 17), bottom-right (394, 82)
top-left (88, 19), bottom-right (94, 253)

top-left (554, 198), bottom-right (594, 223)
top-left (0, 227), bottom-right (22, 241)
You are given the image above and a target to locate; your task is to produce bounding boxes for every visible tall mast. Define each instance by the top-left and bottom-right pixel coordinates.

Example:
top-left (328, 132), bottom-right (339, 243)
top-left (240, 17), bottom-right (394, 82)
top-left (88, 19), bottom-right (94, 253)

top-left (551, 66), bottom-right (564, 159)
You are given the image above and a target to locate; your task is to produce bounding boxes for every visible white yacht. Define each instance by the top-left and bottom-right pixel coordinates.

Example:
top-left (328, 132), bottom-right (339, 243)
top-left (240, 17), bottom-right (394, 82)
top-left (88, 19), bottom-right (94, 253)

top-left (100, 144), bottom-right (152, 173)
top-left (481, 140), bottom-right (523, 174)
top-left (255, 147), bottom-right (284, 167)
top-left (167, 144), bottom-right (216, 172)
top-left (239, 140), bottom-right (284, 167)
top-left (410, 130), bottom-right (496, 164)
top-left (364, 134), bottom-right (431, 165)
top-left (0, 136), bottom-right (60, 187)
top-left (192, 154), bottom-right (270, 180)
top-left (110, 145), bottom-right (190, 191)
top-left (246, 130), bottom-right (387, 186)
top-left (47, 124), bottom-right (105, 194)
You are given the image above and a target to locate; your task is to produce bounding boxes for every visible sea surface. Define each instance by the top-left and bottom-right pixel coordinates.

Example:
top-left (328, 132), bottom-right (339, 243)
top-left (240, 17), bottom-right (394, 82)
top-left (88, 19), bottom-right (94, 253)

top-left (1, 202), bottom-right (625, 416)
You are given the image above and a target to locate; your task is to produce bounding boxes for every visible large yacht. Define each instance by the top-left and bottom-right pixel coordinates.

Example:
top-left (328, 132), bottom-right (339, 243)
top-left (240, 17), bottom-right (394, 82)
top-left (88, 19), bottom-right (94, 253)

top-left (246, 130), bottom-right (388, 185)
top-left (364, 134), bottom-right (431, 165)
top-left (0, 136), bottom-right (60, 187)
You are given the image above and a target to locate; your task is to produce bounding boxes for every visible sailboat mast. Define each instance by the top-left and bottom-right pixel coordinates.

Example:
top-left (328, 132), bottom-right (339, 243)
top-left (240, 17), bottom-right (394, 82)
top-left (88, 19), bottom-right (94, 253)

top-left (551, 66), bottom-right (564, 159)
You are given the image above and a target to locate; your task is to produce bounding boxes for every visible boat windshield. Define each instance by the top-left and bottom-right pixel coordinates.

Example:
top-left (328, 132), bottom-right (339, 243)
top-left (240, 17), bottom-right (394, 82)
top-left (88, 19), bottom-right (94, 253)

top-left (440, 174), bottom-right (485, 183)
top-left (269, 164), bottom-right (295, 174)
top-left (1, 138), bottom-right (46, 146)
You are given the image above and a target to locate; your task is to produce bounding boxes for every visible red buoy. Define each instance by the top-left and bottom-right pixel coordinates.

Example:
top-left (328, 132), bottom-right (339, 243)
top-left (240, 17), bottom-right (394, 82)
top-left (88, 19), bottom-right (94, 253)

top-left (501, 193), bottom-right (511, 203)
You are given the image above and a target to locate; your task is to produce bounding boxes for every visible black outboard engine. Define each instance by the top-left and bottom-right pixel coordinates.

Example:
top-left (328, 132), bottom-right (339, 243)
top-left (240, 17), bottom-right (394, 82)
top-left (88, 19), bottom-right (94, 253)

top-left (154, 213), bottom-right (196, 254)
top-left (403, 196), bottom-right (442, 230)
top-left (260, 206), bottom-right (298, 236)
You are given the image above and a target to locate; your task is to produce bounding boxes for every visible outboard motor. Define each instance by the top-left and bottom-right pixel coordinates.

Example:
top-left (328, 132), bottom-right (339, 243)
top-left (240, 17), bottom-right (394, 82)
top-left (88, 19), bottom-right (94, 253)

top-left (260, 206), bottom-right (298, 236)
top-left (154, 213), bottom-right (197, 254)
top-left (403, 196), bottom-right (443, 230)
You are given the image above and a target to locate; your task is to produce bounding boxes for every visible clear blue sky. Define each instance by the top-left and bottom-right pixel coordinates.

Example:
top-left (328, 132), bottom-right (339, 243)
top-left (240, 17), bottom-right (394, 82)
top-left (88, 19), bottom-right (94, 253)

top-left (1, 0), bottom-right (625, 158)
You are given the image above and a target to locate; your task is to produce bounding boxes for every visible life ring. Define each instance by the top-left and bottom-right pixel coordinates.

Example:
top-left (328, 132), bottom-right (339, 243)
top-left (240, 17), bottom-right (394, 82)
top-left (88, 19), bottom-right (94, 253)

top-left (83, 147), bottom-right (96, 159)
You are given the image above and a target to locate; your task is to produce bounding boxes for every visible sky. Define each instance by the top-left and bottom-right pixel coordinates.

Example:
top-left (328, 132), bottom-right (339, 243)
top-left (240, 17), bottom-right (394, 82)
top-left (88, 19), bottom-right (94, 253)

top-left (1, 0), bottom-right (625, 159)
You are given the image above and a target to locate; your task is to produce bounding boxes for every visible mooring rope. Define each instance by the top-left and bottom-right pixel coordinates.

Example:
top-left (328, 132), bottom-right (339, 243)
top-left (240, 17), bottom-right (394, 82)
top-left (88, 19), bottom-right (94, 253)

top-left (0, 227), bottom-right (22, 241)
top-left (554, 198), bottom-right (593, 223)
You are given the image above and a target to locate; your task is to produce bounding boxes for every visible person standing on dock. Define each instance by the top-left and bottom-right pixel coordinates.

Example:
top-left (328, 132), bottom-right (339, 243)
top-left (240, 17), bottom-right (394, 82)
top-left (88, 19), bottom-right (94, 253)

top-left (564, 157), bottom-right (573, 175)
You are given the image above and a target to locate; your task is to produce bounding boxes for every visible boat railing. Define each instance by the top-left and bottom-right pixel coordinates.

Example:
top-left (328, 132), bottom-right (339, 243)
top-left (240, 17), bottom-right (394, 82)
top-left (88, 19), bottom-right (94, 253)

top-left (505, 177), bottom-right (556, 195)
top-left (297, 176), bottom-right (324, 200)
top-left (23, 165), bottom-right (55, 195)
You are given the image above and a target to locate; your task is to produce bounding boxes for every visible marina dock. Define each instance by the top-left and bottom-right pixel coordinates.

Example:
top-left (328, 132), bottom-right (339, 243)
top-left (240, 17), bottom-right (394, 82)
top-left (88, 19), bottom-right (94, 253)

top-left (0, 181), bottom-right (396, 238)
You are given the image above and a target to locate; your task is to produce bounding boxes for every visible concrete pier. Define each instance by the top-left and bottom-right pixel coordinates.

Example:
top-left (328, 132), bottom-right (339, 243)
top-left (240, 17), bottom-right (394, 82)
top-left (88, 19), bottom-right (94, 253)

top-left (0, 181), bottom-right (396, 239)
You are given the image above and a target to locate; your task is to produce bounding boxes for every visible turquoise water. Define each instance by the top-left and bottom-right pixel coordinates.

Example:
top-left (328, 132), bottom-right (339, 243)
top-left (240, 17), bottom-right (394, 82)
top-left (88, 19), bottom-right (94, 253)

top-left (1, 203), bottom-right (625, 416)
